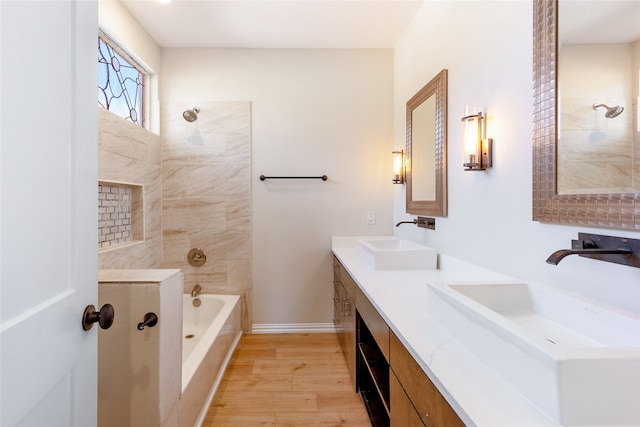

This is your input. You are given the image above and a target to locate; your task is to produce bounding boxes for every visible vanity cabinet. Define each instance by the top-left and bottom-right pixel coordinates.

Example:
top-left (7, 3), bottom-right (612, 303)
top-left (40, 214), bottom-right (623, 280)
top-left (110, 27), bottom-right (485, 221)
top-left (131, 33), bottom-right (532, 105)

top-left (333, 256), bottom-right (356, 386)
top-left (389, 332), bottom-right (464, 427)
top-left (332, 256), bottom-right (463, 427)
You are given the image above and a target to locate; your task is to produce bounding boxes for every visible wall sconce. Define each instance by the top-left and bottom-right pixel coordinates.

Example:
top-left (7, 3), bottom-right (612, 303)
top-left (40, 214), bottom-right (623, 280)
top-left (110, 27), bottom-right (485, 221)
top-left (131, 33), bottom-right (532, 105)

top-left (392, 148), bottom-right (405, 184)
top-left (461, 109), bottom-right (493, 171)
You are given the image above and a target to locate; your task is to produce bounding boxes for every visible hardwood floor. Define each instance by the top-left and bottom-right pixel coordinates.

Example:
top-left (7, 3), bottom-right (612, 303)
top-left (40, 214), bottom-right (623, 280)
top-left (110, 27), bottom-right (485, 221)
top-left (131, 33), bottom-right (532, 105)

top-left (203, 333), bottom-right (372, 427)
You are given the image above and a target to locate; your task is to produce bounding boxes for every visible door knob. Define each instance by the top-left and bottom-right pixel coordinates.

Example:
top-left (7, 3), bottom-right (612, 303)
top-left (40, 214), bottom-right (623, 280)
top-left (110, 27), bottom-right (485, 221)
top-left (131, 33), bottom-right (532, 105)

top-left (82, 304), bottom-right (115, 331)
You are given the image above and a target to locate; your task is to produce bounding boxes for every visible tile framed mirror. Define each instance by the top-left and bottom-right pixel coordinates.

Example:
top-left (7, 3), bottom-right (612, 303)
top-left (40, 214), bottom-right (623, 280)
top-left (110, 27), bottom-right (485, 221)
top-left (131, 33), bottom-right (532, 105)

top-left (532, 0), bottom-right (639, 229)
top-left (406, 68), bottom-right (448, 217)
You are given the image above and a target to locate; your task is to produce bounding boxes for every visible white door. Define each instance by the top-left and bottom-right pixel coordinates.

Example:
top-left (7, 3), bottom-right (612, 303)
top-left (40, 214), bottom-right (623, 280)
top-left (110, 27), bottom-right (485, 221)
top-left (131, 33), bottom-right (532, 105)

top-left (1, 1), bottom-right (99, 426)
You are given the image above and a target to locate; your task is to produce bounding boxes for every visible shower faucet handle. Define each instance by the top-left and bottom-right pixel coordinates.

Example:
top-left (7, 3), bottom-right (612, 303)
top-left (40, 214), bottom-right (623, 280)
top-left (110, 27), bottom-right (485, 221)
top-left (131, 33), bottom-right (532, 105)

top-left (188, 248), bottom-right (207, 267)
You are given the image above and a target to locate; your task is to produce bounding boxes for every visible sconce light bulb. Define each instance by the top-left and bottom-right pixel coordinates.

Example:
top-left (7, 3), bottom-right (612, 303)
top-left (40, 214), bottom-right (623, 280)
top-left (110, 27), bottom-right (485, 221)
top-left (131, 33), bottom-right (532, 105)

top-left (462, 110), bottom-right (487, 170)
top-left (392, 148), bottom-right (405, 184)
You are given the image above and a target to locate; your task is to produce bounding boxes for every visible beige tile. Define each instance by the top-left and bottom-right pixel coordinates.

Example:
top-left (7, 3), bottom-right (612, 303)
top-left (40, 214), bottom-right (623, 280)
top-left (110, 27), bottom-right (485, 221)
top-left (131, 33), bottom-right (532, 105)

top-left (225, 260), bottom-right (252, 291)
top-left (98, 108), bottom-right (163, 269)
top-left (226, 132), bottom-right (251, 166)
top-left (162, 133), bottom-right (227, 166)
top-left (160, 101), bottom-right (252, 328)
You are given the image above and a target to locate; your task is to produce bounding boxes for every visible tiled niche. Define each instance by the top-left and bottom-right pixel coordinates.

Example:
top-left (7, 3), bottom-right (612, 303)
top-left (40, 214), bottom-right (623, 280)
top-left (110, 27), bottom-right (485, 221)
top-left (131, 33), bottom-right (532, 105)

top-left (98, 180), bottom-right (144, 250)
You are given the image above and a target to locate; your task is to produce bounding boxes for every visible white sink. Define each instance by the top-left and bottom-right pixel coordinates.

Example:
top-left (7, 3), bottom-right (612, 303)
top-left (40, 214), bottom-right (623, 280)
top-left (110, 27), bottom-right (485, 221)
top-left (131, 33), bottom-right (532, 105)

top-left (357, 237), bottom-right (437, 270)
top-left (427, 281), bottom-right (640, 426)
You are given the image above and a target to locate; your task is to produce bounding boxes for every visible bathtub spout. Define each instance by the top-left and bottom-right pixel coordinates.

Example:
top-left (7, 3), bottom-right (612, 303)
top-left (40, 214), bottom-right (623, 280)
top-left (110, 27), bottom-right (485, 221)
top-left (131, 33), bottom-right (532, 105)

top-left (191, 284), bottom-right (202, 297)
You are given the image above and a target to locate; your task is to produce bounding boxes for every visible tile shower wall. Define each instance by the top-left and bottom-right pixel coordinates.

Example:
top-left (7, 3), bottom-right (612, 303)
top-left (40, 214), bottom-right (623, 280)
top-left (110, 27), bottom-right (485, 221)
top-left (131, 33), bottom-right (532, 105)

top-left (558, 43), bottom-right (638, 194)
top-left (98, 108), bottom-right (163, 268)
top-left (161, 102), bottom-right (252, 331)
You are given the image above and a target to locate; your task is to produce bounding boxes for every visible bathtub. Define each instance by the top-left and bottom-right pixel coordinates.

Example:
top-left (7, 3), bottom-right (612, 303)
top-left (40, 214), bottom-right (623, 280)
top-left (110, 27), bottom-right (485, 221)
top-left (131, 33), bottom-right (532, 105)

top-left (180, 294), bottom-right (242, 427)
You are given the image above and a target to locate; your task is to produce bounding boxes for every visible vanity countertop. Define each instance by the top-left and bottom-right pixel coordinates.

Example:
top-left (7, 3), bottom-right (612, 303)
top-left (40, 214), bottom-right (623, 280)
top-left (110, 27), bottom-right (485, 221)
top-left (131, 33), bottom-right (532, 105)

top-left (332, 236), bottom-right (584, 427)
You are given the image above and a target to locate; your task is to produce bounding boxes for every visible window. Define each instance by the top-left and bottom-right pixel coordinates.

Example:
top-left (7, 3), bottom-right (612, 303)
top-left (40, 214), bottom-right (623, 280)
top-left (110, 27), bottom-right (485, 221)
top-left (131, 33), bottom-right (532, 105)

top-left (98, 35), bottom-right (146, 126)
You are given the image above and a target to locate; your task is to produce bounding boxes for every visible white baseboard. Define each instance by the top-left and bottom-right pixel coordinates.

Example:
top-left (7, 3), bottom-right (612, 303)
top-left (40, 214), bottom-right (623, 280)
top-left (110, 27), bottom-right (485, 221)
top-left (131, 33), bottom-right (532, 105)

top-left (251, 323), bottom-right (337, 334)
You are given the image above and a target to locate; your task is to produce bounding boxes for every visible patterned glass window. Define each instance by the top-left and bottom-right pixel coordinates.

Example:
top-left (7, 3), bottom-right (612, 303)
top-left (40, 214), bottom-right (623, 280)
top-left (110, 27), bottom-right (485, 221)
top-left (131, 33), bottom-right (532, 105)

top-left (98, 36), bottom-right (145, 126)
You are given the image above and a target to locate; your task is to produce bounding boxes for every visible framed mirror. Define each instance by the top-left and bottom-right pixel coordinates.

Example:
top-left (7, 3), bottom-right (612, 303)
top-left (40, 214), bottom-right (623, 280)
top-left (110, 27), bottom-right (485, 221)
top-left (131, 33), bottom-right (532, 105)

top-left (532, 0), bottom-right (639, 229)
top-left (406, 68), bottom-right (448, 216)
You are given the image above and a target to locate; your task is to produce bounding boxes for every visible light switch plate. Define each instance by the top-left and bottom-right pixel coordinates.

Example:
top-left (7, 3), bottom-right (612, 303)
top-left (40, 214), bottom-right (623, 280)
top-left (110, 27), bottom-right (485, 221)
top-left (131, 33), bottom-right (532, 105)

top-left (367, 212), bottom-right (376, 225)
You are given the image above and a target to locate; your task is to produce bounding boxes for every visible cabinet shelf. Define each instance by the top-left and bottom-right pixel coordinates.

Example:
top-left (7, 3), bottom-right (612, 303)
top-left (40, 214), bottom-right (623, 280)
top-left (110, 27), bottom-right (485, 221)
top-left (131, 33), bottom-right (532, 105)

top-left (360, 389), bottom-right (390, 427)
top-left (358, 343), bottom-right (390, 415)
top-left (357, 311), bottom-right (390, 427)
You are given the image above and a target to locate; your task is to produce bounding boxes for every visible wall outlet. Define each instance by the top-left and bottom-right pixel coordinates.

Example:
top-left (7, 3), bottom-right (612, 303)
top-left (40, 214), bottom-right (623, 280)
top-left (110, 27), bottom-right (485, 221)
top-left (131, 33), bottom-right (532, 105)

top-left (367, 212), bottom-right (376, 225)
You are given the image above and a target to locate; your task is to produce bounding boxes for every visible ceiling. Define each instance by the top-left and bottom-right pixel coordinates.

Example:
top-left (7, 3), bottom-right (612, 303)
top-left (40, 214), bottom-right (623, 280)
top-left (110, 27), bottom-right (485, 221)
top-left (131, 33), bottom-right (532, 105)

top-left (559, 1), bottom-right (640, 45)
top-left (120, 0), bottom-right (425, 49)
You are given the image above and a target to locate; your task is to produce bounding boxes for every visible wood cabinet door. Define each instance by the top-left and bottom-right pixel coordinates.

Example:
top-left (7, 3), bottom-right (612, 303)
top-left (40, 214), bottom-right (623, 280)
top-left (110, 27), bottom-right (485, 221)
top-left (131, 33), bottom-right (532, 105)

top-left (390, 371), bottom-right (425, 427)
top-left (390, 332), bottom-right (465, 426)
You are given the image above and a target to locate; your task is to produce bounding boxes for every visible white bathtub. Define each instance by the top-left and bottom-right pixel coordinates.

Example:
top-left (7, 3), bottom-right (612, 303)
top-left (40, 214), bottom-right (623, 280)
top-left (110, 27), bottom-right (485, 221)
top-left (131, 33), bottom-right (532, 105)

top-left (180, 294), bottom-right (242, 427)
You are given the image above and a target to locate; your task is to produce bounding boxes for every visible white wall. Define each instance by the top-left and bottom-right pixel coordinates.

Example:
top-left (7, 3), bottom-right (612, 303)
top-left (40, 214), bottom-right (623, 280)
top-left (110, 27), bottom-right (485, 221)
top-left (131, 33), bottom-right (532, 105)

top-left (161, 49), bottom-right (395, 325)
top-left (393, 1), bottom-right (640, 314)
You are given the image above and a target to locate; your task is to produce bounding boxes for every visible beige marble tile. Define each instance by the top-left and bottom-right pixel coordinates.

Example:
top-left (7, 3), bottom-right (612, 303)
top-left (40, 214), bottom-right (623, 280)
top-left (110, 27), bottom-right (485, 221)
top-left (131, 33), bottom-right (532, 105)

top-left (99, 108), bottom-right (163, 269)
top-left (225, 132), bottom-right (251, 166)
top-left (161, 166), bottom-right (190, 198)
top-left (98, 270), bottom-right (182, 427)
top-left (162, 132), bottom-right (227, 166)
top-left (99, 109), bottom-right (161, 164)
top-left (241, 290), bottom-right (252, 332)
top-left (221, 165), bottom-right (251, 197)
top-left (183, 272), bottom-right (228, 294)
top-left (183, 165), bottom-right (230, 198)
top-left (161, 101), bottom-right (252, 331)
top-left (193, 102), bottom-right (251, 135)
top-left (225, 197), bottom-right (251, 231)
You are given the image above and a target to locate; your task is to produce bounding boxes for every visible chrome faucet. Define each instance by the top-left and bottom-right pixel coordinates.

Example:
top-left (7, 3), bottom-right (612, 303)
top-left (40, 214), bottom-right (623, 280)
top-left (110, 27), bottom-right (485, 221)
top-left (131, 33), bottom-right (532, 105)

top-left (191, 284), bottom-right (202, 297)
top-left (546, 238), bottom-right (632, 265)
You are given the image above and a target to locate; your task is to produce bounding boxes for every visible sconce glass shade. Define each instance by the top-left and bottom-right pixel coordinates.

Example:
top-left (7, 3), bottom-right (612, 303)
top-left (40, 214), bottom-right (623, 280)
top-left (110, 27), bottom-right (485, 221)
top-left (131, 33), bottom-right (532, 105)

top-left (462, 111), bottom-right (492, 171)
top-left (392, 149), bottom-right (405, 184)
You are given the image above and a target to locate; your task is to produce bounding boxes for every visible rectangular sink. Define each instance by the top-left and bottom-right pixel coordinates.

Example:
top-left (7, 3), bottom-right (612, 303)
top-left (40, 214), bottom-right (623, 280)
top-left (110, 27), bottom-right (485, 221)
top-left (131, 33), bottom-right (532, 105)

top-left (427, 281), bottom-right (640, 425)
top-left (357, 237), bottom-right (437, 270)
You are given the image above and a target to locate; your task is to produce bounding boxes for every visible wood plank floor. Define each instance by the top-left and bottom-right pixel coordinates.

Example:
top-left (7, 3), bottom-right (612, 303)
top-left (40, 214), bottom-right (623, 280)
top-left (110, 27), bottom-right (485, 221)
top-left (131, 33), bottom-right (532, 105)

top-left (203, 333), bottom-right (372, 427)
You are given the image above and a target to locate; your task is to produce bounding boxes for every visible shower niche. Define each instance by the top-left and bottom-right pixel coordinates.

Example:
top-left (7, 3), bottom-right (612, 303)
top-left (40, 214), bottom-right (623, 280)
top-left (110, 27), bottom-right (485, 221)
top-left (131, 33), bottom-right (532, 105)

top-left (98, 180), bottom-right (144, 250)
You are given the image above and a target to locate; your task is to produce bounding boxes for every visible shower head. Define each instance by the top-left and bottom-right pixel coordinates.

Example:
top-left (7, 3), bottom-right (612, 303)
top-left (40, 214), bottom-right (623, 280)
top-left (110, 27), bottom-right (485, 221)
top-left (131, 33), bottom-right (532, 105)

top-left (182, 107), bottom-right (200, 122)
top-left (593, 103), bottom-right (624, 119)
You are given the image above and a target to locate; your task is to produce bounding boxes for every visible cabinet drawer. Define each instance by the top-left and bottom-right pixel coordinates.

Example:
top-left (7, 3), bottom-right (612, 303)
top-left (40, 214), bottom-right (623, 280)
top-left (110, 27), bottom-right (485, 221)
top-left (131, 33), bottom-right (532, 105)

top-left (334, 280), bottom-right (345, 306)
top-left (390, 332), bottom-right (464, 427)
top-left (356, 287), bottom-right (389, 362)
top-left (338, 263), bottom-right (357, 298)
